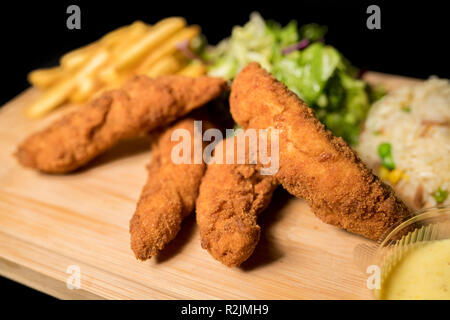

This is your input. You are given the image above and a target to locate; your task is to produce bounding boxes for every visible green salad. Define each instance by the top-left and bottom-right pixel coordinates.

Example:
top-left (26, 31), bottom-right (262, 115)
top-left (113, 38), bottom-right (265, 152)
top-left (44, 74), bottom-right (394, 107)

top-left (203, 12), bottom-right (383, 145)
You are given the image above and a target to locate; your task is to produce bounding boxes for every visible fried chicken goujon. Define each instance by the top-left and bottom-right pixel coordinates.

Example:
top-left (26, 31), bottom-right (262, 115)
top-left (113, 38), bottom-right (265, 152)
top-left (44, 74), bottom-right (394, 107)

top-left (230, 63), bottom-right (411, 240)
top-left (196, 135), bottom-right (279, 267)
top-left (16, 75), bottom-right (226, 173)
top-left (130, 118), bottom-right (212, 260)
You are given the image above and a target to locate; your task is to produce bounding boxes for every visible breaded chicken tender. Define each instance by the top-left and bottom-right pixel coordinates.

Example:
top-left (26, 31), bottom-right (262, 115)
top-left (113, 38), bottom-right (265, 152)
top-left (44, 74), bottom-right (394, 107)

top-left (230, 63), bottom-right (411, 240)
top-left (196, 136), bottom-right (279, 267)
top-left (16, 75), bottom-right (227, 173)
top-left (130, 118), bottom-right (211, 260)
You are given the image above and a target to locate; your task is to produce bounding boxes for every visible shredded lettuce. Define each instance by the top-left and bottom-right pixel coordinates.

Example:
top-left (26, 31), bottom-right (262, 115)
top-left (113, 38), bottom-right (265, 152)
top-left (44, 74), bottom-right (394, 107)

top-left (205, 12), bottom-right (383, 145)
top-left (299, 23), bottom-right (327, 42)
top-left (207, 13), bottom-right (274, 79)
top-left (273, 43), bottom-right (342, 103)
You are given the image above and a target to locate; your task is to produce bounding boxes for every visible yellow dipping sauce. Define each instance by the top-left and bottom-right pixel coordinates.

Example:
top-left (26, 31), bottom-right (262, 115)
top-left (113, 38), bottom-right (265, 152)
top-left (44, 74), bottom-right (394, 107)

top-left (380, 239), bottom-right (450, 300)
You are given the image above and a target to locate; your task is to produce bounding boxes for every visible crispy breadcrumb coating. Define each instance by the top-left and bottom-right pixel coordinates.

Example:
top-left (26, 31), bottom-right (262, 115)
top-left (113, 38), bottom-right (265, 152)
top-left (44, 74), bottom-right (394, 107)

top-left (230, 63), bottom-right (412, 240)
top-left (196, 137), bottom-right (279, 267)
top-left (130, 118), bottom-right (212, 260)
top-left (16, 75), bottom-right (227, 173)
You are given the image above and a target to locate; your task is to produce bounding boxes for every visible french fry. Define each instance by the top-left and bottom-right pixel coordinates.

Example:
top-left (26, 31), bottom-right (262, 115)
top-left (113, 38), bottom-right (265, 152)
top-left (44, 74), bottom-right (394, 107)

top-left (26, 77), bottom-right (76, 118)
top-left (136, 25), bottom-right (200, 74)
top-left (60, 42), bottom-right (98, 70)
top-left (98, 22), bottom-right (149, 84)
top-left (111, 21), bottom-right (149, 57)
top-left (27, 18), bottom-right (204, 118)
top-left (69, 76), bottom-right (101, 104)
top-left (95, 72), bottom-right (131, 96)
top-left (144, 55), bottom-right (185, 78)
top-left (59, 21), bottom-right (142, 70)
top-left (28, 67), bottom-right (65, 89)
top-left (27, 50), bottom-right (110, 118)
top-left (177, 62), bottom-right (207, 77)
top-left (115, 17), bottom-right (186, 71)
top-left (99, 67), bottom-right (120, 85)
top-left (99, 21), bottom-right (146, 47)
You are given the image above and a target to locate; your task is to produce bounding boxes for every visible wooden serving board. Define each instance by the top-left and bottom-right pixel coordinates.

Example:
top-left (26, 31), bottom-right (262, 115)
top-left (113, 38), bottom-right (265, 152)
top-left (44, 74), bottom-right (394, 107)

top-left (0, 72), bottom-right (421, 300)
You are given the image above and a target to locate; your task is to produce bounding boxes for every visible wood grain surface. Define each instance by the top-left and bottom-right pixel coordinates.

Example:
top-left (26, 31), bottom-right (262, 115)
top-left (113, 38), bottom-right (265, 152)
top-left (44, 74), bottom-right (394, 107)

top-left (0, 72), bottom-right (421, 299)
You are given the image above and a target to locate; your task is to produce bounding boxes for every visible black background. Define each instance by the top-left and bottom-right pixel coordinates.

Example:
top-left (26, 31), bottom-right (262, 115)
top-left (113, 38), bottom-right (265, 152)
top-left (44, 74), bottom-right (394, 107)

top-left (0, 0), bottom-right (448, 299)
top-left (2, 0), bottom-right (449, 106)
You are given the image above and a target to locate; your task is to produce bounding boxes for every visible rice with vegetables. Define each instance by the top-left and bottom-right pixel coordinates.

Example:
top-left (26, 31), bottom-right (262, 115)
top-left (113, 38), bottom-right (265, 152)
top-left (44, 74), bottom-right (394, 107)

top-left (358, 77), bottom-right (450, 209)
